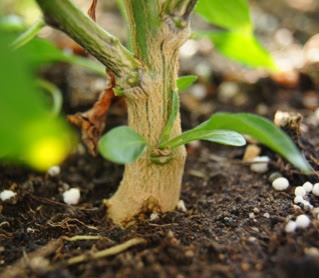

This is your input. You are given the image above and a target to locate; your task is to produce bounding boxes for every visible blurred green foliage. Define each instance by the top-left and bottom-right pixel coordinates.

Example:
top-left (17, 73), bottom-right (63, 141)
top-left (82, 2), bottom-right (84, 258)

top-left (196, 0), bottom-right (252, 33)
top-left (1, 0), bottom-right (41, 24)
top-left (0, 30), bottom-right (74, 170)
top-left (195, 0), bottom-right (277, 70)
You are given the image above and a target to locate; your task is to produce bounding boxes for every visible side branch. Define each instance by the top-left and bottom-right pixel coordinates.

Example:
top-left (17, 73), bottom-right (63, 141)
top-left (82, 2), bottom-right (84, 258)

top-left (36, 0), bottom-right (139, 82)
top-left (163, 0), bottom-right (198, 17)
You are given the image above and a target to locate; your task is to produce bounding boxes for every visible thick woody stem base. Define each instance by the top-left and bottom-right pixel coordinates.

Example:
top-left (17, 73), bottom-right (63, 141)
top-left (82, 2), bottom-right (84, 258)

top-left (106, 147), bottom-right (186, 225)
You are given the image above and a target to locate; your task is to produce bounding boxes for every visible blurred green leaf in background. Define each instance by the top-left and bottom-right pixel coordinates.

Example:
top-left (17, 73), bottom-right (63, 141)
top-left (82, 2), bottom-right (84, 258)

top-left (195, 0), bottom-right (277, 71)
top-left (0, 0), bottom-right (41, 25)
top-left (195, 0), bottom-right (252, 34)
top-left (201, 31), bottom-right (277, 70)
top-left (0, 30), bottom-right (74, 170)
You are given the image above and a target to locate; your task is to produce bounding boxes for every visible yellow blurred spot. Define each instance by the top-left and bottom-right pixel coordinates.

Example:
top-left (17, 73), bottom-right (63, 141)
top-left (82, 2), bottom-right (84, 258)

top-left (25, 137), bottom-right (69, 171)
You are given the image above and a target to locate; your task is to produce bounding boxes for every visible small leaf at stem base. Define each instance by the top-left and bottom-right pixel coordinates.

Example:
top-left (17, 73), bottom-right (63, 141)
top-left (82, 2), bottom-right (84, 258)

top-left (98, 126), bottom-right (148, 164)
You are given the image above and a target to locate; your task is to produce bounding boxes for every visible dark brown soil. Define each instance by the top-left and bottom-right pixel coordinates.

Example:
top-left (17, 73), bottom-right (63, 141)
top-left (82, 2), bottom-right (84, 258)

top-left (1, 62), bottom-right (319, 278)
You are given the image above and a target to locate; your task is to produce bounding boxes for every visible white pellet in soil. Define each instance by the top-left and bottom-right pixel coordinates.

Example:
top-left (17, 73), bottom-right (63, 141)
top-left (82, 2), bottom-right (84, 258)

top-left (272, 177), bottom-right (289, 191)
top-left (312, 183), bottom-right (319, 196)
top-left (150, 212), bottom-right (159, 221)
top-left (285, 220), bottom-right (297, 233)
top-left (63, 188), bottom-right (80, 205)
top-left (294, 196), bottom-right (303, 204)
top-left (295, 186), bottom-right (306, 197)
top-left (302, 181), bottom-right (313, 193)
top-left (295, 214), bottom-right (311, 229)
top-left (0, 190), bottom-right (16, 201)
top-left (47, 165), bottom-right (60, 177)
top-left (27, 227), bottom-right (35, 233)
top-left (177, 200), bottom-right (187, 212)
top-left (250, 156), bottom-right (270, 173)
top-left (301, 200), bottom-right (313, 210)
top-left (268, 172), bottom-right (282, 183)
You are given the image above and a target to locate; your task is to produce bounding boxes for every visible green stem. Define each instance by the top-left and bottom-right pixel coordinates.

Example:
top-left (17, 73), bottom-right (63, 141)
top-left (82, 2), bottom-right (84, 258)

top-left (36, 79), bottom-right (63, 117)
top-left (36, 0), bottom-right (139, 83)
top-left (116, 0), bottom-right (133, 51)
top-left (163, 0), bottom-right (199, 17)
top-left (159, 90), bottom-right (179, 145)
top-left (10, 19), bottom-right (45, 50)
top-left (123, 0), bottom-right (160, 68)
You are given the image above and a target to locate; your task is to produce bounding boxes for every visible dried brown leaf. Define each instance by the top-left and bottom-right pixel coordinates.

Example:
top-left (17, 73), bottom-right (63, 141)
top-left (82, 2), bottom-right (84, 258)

top-left (68, 71), bottom-right (115, 156)
top-left (88, 0), bottom-right (98, 21)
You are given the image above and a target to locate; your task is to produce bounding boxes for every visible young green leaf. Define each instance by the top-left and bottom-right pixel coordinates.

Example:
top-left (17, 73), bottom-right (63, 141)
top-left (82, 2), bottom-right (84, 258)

top-left (10, 19), bottom-right (45, 50)
top-left (196, 113), bottom-right (311, 173)
top-left (161, 129), bottom-right (246, 150)
top-left (177, 75), bottom-right (198, 92)
top-left (98, 126), bottom-right (148, 164)
top-left (195, 0), bottom-right (252, 33)
top-left (202, 31), bottom-right (277, 71)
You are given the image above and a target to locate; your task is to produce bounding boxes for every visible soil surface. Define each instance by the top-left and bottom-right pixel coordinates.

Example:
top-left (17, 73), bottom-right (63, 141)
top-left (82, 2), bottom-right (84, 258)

top-left (1, 62), bottom-right (319, 278)
top-left (1, 1), bottom-right (319, 277)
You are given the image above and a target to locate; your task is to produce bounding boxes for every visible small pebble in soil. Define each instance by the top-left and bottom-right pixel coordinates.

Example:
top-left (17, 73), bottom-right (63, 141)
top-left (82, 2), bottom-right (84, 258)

top-left (253, 207), bottom-right (260, 213)
top-left (185, 250), bottom-right (194, 257)
top-left (295, 186), bottom-right (306, 197)
top-left (294, 196), bottom-right (303, 204)
top-left (26, 227), bottom-right (35, 233)
top-left (250, 156), bottom-right (270, 173)
top-left (304, 247), bottom-right (319, 257)
top-left (189, 84), bottom-right (207, 100)
top-left (150, 212), bottom-right (159, 221)
top-left (263, 212), bottom-right (270, 218)
top-left (0, 190), bottom-right (16, 201)
top-left (314, 107), bottom-right (319, 122)
top-left (272, 177), bottom-right (289, 191)
top-left (47, 165), bottom-right (60, 177)
top-left (218, 81), bottom-right (240, 103)
top-left (311, 207), bottom-right (319, 219)
top-left (295, 214), bottom-right (311, 229)
top-left (177, 199), bottom-right (187, 212)
top-left (167, 230), bottom-right (174, 238)
top-left (243, 144), bottom-right (261, 161)
top-left (285, 220), bottom-right (297, 233)
top-left (63, 188), bottom-right (80, 205)
top-left (248, 236), bottom-right (257, 242)
top-left (302, 181), bottom-right (313, 193)
top-left (312, 183), bottom-right (319, 196)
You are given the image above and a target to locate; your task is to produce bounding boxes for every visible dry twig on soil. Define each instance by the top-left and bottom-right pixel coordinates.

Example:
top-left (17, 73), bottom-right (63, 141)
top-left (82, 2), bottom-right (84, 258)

top-left (67, 237), bottom-right (147, 265)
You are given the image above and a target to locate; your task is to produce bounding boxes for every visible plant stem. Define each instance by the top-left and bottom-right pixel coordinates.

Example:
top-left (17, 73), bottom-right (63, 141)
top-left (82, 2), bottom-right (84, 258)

top-left (116, 0), bottom-right (133, 51)
top-left (123, 0), bottom-right (160, 68)
top-left (163, 0), bottom-right (199, 17)
top-left (36, 0), bottom-right (199, 224)
top-left (159, 90), bottom-right (179, 145)
top-left (10, 19), bottom-right (45, 50)
top-left (35, 0), bottom-right (139, 87)
top-left (106, 0), bottom-right (197, 224)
